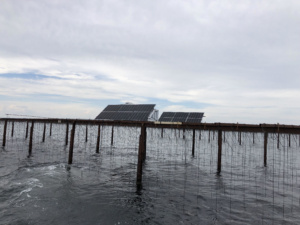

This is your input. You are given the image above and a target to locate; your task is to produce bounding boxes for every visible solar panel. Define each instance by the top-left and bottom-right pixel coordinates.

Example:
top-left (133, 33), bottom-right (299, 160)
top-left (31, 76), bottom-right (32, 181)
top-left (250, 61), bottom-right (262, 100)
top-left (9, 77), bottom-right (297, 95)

top-left (159, 112), bottom-right (204, 123)
top-left (95, 104), bottom-right (156, 121)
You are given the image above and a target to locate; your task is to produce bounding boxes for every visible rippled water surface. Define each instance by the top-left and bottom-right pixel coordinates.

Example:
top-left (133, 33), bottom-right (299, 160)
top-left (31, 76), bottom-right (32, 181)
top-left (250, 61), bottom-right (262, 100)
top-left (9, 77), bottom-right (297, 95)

top-left (0, 121), bottom-right (300, 224)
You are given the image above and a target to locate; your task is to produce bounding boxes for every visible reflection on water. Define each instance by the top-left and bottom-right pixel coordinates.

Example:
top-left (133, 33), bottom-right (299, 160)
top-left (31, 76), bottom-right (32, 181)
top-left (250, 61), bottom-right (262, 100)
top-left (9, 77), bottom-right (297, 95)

top-left (0, 121), bottom-right (300, 224)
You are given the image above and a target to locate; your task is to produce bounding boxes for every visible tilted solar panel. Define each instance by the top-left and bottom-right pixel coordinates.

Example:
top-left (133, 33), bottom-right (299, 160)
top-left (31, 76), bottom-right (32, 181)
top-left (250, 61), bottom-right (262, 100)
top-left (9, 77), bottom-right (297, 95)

top-left (159, 112), bottom-right (204, 123)
top-left (96, 104), bottom-right (156, 121)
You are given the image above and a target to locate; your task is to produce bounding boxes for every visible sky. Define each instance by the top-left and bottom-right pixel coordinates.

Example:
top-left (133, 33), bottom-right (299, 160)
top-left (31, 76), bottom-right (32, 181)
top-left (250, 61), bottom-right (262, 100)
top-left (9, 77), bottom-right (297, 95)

top-left (0, 0), bottom-right (300, 124)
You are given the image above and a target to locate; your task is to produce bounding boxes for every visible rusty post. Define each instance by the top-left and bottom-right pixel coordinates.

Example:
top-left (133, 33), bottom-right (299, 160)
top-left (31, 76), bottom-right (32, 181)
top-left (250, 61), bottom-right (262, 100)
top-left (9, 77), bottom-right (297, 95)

top-left (65, 123), bottom-right (69, 145)
top-left (264, 132), bottom-right (268, 166)
top-left (68, 121), bottom-right (76, 164)
top-left (28, 121), bottom-right (34, 156)
top-left (2, 120), bottom-right (7, 147)
top-left (217, 130), bottom-right (222, 173)
top-left (85, 125), bottom-right (88, 142)
top-left (141, 124), bottom-right (147, 161)
top-left (96, 125), bottom-right (100, 153)
top-left (111, 126), bottom-right (114, 146)
top-left (50, 123), bottom-right (52, 136)
top-left (136, 134), bottom-right (143, 186)
top-left (42, 123), bottom-right (46, 142)
top-left (25, 121), bottom-right (29, 139)
top-left (11, 121), bottom-right (14, 137)
top-left (192, 129), bottom-right (195, 156)
top-left (136, 124), bottom-right (147, 186)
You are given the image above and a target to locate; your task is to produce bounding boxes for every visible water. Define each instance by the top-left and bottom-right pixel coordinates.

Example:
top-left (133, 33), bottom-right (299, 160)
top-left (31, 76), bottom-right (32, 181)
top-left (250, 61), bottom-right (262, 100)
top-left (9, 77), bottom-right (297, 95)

top-left (0, 121), bottom-right (300, 224)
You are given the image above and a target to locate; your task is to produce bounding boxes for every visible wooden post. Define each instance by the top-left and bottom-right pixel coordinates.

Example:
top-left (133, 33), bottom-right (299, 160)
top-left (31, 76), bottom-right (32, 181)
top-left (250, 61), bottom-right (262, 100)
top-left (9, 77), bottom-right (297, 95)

top-left (50, 123), bottom-right (52, 136)
top-left (111, 126), bottom-right (114, 146)
top-left (136, 135), bottom-right (143, 186)
top-left (136, 124), bottom-right (147, 186)
top-left (11, 121), bottom-right (14, 137)
top-left (213, 130), bottom-right (215, 140)
top-left (28, 121), bottom-right (34, 156)
top-left (253, 132), bottom-right (254, 144)
top-left (161, 128), bottom-right (163, 138)
top-left (264, 132), bottom-right (268, 166)
top-left (85, 125), bottom-right (88, 142)
top-left (65, 123), bottom-right (69, 145)
top-left (183, 128), bottom-right (185, 139)
top-left (2, 120), bottom-right (7, 147)
top-left (289, 134), bottom-right (291, 147)
top-left (96, 125), bottom-right (100, 153)
top-left (223, 131), bottom-right (225, 142)
top-left (25, 121), bottom-right (29, 139)
top-left (68, 121), bottom-right (76, 164)
top-left (42, 123), bottom-right (46, 142)
top-left (217, 130), bottom-right (222, 173)
top-left (277, 132), bottom-right (280, 149)
top-left (208, 130), bottom-right (210, 143)
top-left (239, 132), bottom-right (241, 145)
top-left (199, 130), bottom-right (201, 140)
top-left (192, 129), bottom-right (195, 156)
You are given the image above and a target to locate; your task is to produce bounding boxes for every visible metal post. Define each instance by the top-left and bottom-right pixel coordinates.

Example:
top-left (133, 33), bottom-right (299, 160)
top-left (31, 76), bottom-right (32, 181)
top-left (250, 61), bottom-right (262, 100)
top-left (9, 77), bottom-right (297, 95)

top-left (192, 129), bottom-right (195, 156)
top-left (111, 126), bottom-right (114, 146)
top-left (2, 120), bottom-right (7, 147)
top-left (85, 125), bottom-right (88, 142)
top-left (68, 121), bottom-right (76, 164)
top-left (28, 121), bottom-right (34, 156)
top-left (253, 132), bottom-right (254, 144)
top-left (199, 130), bottom-right (201, 140)
top-left (264, 132), bottom-right (268, 166)
top-left (277, 132), bottom-right (280, 149)
top-left (161, 128), bottom-right (163, 138)
top-left (183, 128), bottom-right (185, 139)
top-left (217, 130), bottom-right (222, 173)
top-left (223, 131), bottom-right (225, 142)
top-left (25, 121), bottom-right (29, 139)
top-left (42, 123), bottom-right (46, 142)
top-left (239, 132), bottom-right (241, 145)
top-left (11, 121), bottom-right (14, 137)
top-left (208, 130), bottom-right (210, 143)
top-left (65, 123), bottom-right (69, 145)
top-left (289, 134), bottom-right (291, 147)
top-left (96, 125), bottom-right (100, 153)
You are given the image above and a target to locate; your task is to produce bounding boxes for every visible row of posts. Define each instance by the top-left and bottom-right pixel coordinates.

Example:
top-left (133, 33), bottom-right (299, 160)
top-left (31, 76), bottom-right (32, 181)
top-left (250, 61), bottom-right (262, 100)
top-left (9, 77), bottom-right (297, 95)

top-left (1, 120), bottom-right (296, 185)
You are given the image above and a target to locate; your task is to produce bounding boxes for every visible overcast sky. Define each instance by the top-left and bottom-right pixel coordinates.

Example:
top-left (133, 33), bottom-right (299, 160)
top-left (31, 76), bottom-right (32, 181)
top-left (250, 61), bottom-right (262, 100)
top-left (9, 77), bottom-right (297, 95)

top-left (0, 0), bottom-right (299, 124)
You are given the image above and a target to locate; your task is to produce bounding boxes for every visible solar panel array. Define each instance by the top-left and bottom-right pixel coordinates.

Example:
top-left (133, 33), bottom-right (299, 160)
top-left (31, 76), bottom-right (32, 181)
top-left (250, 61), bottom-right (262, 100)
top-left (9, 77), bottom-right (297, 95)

top-left (159, 112), bottom-right (204, 123)
top-left (95, 104), bottom-right (155, 121)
